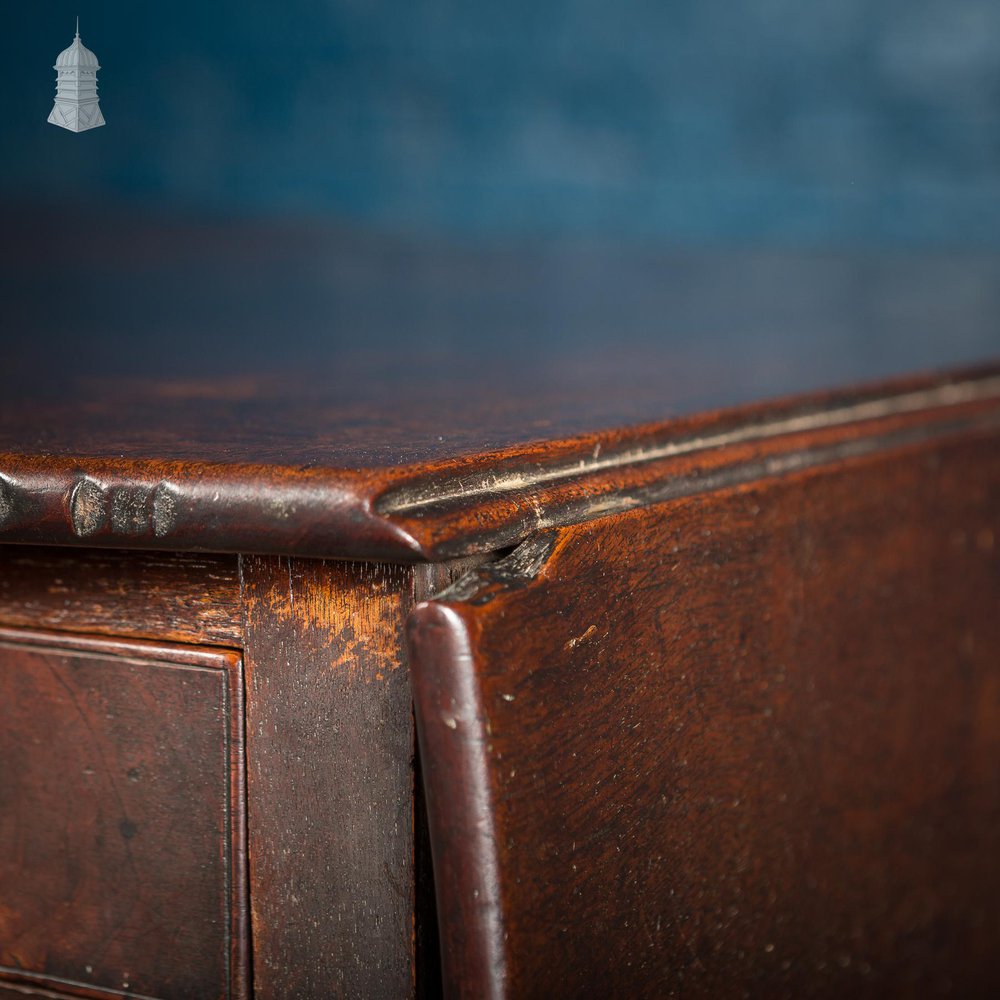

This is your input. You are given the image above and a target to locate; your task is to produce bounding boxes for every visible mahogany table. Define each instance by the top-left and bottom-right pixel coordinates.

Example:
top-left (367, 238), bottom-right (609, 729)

top-left (0, 218), bottom-right (999, 998)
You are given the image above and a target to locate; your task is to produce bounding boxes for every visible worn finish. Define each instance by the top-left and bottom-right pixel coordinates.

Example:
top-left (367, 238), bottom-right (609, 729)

top-left (0, 629), bottom-right (248, 1000)
top-left (239, 556), bottom-right (419, 998)
top-left (0, 547), bottom-right (241, 645)
top-left (0, 986), bottom-right (81, 1000)
top-left (0, 548), bottom-right (479, 999)
top-left (0, 365), bottom-right (997, 560)
top-left (236, 553), bottom-right (486, 997)
top-left (408, 430), bottom-right (1000, 997)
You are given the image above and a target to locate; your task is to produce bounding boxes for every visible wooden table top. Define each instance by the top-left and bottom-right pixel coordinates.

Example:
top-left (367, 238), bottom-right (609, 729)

top-left (1, 204), bottom-right (998, 560)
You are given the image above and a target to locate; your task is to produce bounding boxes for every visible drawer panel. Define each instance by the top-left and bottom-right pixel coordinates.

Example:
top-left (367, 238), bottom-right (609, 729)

top-left (0, 630), bottom-right (247, 1000)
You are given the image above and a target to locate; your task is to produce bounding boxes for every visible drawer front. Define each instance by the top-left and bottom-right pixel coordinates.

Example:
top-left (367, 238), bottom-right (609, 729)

top-left (0, 630), bottom-right (247, 1000)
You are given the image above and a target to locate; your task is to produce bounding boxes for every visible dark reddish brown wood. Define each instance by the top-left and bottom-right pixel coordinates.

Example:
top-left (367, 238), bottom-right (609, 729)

top-left (0, 985), bottom-right (80, 1000)
top-left (408, 429), bottom-right (1000, 997)
top-left (239, 556), bottom-right (418, 998)
top-left (0, 363), bottom-right (997, 561)
top-left (237, 554), bottom-right (487, 998)
top-left (412, 559), bottom-right (491, 1000)
top-left (0, 547), bottom-right (241, 645)
top-left (376, 373), bottom-right (1000, 559)
top-left (0, 629), bottom-right (248, 1000)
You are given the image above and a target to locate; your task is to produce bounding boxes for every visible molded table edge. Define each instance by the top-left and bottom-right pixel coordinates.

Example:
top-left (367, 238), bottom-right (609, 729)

top-left (0, 363), bottom-right (998, 562)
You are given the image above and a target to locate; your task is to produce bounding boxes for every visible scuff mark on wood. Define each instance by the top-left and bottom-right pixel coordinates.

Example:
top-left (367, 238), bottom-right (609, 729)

top-left (111, 484), bottom-right (153, 535)
top-left (152, 482), bottom-right (180, 538)
top-left (70, 477), bottom-right (108, 537)
top-left (565, 624), bottom-right (597, 650)
top-left (0, 472), bottom-right (16, 526)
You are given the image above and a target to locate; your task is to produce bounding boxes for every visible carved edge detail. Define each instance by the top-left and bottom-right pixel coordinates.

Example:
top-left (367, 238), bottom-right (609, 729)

top-left (69, 477), bottom-right (181, 539)
top-left (376, 372), bottom-right (1000, 516)
top-left (0, 367), bottom-right (999, 562)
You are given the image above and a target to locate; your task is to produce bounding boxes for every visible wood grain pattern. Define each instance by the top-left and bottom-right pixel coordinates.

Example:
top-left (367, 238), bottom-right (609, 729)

top-left (408, 429), bottom-right (1000, 997)
top-left (237, 554), bottom-right (488, 997)
top-left (239, 556), bottom-right (419, 998)
top-left (0, 985), bottom-right (85, 1000)
top-left (0, 366), bottom-right (998, 560)
top-left (0, 547), bottom-right (241, 644)
top-left (0, 629), bottom-right (248, 1000)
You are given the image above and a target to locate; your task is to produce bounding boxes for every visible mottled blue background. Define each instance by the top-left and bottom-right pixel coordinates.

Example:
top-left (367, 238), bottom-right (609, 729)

top-left (4, 1), bottom-right (1000, 245)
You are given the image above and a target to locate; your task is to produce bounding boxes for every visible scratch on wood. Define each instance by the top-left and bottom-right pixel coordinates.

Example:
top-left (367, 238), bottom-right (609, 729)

top-left (565, 624), bottom-right (597, 650)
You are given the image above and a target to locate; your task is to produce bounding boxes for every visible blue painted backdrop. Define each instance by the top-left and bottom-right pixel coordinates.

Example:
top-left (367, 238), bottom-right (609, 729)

top-left (4, 1), bottom-right (1000, 245)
